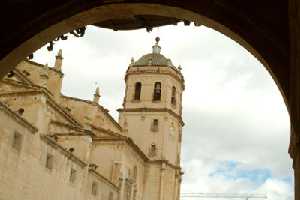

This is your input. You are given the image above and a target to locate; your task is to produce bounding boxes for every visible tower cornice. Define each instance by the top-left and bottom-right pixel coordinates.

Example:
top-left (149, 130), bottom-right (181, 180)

top-left (117, 107), bottom-right (184, 126)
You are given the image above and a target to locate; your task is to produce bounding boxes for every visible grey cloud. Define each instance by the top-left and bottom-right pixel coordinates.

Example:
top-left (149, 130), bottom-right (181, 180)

top-left (181, 108), bottom-right (291, 178)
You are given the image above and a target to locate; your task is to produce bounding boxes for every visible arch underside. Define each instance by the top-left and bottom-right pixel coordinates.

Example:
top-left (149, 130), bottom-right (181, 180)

top-left (0, 0), bottom-right (289, 107)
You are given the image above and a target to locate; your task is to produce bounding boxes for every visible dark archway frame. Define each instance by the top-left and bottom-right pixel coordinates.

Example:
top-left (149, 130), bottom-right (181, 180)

top-left (1, 1), bottom-right (299, 198)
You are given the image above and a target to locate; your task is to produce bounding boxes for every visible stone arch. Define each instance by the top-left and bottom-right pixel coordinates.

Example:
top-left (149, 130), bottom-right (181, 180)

top-left (0, 3), bottom-right (289, 110)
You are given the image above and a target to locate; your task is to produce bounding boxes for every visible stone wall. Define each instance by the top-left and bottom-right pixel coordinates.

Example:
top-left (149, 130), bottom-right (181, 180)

top-left (0, 104), bottom-right (118, 200)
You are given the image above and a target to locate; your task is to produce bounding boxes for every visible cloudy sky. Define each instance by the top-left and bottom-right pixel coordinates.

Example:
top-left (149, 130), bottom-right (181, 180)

top-left (32, 23), bottom-right (293, 199)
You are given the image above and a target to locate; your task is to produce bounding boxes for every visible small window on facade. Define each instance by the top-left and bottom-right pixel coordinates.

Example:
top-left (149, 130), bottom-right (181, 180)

top-left (153, 82), bottom-right (161, 101)
top-left (151, 119), bottom-right (159, 132)
top-left (149, 143), bottom-right (157, 157)
top-left (17, 108), bottom-right (24, 115)
top-left (92, 181), bottom-right (98, 196)
top-left (46, 153), bottom-right (54, 170)
top-left (22, 70), bottom-right (30, 76)
top-left (171, 86), bottom-right (176, 106)
top-left (65, 107), bottom-right (71, 112)
top-left (7, 71), bottom-right (14, 78)
top-left (12, 131), bottom-right (22, 151)
top-left (134, 82), bottom-right (142, 100)
top-left (70, 168), bottom-right (77, 183)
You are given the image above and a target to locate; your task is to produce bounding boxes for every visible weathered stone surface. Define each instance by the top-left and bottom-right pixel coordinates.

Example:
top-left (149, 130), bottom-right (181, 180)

top-left (0, 42), bottom-right (183, 200)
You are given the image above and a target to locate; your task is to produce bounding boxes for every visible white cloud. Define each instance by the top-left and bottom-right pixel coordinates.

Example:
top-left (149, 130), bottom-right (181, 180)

top-left (181, 159), bottom-right (293, 200)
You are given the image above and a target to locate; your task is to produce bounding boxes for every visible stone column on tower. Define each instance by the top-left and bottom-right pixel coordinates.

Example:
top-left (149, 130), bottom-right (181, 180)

top-left (54, 49), bottom-right (63, 71)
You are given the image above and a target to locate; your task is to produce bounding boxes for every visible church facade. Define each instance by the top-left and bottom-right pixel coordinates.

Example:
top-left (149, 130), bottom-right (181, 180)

top-left (0, 38), bottom-right (185, 200)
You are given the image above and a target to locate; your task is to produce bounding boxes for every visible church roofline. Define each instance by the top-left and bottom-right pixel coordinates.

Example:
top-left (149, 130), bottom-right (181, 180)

top-left (62, 95), bottom-right (123, 131)
top-left (0, 100), bottom-right (38, 133)
top-left (93, 136), bottom-right (183, 171)
top-left (0, 86), bottom-right (82, 127)
top-left (47, 133), bottom-right (182, 171)
top-left (42, 134), bottom-right (120, 190)
top-left (1, 78), bottom-right (57, 98)
top-left (41, 135), bottom-right (87, 168)
top-left (90, 124), bottom-right (122, 138)
top-left (25, 59), bottom-right (64, 76)
top-left (93, 136), bottom-right (149, 162)
top-left (50, 120), bottom-right (88, 133)
top-left (2, 74), bottom-right (122, 132)
top-left (51, 132), bottom-right (93, 138)
top-left (46, 97), bottom-right (82, 127)
top-left (89, 169), bottom-right (119, 191)
top-left (11, 69), bottom-right (35, 85)
top-left (2, 78), bottom-right (42, 90)
top-left (50, 121), bottom-right (122, 139)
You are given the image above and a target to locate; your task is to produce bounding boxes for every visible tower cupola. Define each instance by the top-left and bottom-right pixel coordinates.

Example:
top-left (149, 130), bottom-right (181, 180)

top-left (119, 37), bottom-right (185, 165)
top-left (123, 37), bottom-right (185, 113)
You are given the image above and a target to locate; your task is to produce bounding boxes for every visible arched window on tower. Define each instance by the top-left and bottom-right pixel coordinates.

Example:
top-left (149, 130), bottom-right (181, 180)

top-left (153, 82), bottom-right (161, 101)
top-left (134, 82), bottom-right (142, 100)
top-left (171, 86), bottom-right (176, 106)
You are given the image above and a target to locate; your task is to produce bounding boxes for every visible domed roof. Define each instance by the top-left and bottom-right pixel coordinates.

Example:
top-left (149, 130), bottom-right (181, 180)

top-left (131, 37), bottom-right (174, 67)
top-left (133, 53), bottom-right (174, 67)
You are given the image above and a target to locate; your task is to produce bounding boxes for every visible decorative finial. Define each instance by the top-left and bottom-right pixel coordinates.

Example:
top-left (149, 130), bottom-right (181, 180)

top-left (54, 49), bottom-right (63, 71)
top-left (43, 63), bottom-right (49, 72)
top-left (167, 59), bottom-right (172, 66)
top-left (152, 37), bottom-right (161, 54)
top-left (155, 37), bottom-right (160, 45)
top-left (93, 86), bottom-right (101, 103)
top-left (56, 49), bottom-right (63, 59)
top-left (131, 57), bottom-right (134, 65)
top-left (178, 65), bottom-right (182, 71)
top-left (95, 87), bottom-right (100, 96)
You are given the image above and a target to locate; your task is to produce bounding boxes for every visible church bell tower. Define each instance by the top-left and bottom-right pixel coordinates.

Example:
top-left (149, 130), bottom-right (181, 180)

top-left (118, 37), bottom-right (185, 200)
